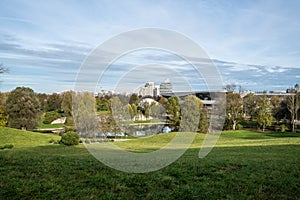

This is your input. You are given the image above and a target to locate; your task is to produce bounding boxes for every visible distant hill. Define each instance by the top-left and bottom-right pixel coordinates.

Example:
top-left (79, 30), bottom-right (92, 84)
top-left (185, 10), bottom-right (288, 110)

top-left (0, 127), bottom-right (60, 148)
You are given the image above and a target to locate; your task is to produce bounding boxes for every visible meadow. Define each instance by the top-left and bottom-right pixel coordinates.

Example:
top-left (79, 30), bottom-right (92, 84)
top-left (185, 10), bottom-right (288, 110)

top-left (0, 127), bottom-right (300, 199)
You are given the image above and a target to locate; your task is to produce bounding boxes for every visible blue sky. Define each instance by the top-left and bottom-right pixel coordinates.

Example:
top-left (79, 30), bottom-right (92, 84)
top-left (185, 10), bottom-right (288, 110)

top-left (0, 0), bottom-right (299, 93)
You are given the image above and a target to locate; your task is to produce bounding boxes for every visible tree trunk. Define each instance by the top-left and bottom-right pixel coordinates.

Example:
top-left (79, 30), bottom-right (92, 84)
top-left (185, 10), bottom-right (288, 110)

top-left (232, 121), bottom-right (236, 130)
top-left (292, 121), bottom-right (295, 133)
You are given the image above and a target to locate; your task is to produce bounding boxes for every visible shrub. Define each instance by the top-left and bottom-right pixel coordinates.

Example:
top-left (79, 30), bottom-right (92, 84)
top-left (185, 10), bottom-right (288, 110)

top-left (60, 131), bottom-right (79, 146)
top-left (236, 124), bottom-right (243, 130)
top-left (79, 138), bottom-right (84, 143)
top-left (84, 138), bottom-right (91, 144)
top-left (0, 144), bottom-right (14, 150)
top-left (281, 124), bottom-right (287, 132)
top-left (48, 138), bottom-right (59, 144)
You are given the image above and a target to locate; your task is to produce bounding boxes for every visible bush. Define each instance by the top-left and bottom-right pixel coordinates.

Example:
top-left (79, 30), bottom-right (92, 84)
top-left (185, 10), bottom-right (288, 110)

top-left (60, 131), bottom-right (79, 146)
top-left (281, 124), bottom-right (287, 132)
top-left (236, 124), bottom-right (243, 130)
top-left (48, 138), bottom-right (59, 144)
top-left (84, 138), bottom-right (91, 144)
top-left (0, 144), bottom-right (14, 150)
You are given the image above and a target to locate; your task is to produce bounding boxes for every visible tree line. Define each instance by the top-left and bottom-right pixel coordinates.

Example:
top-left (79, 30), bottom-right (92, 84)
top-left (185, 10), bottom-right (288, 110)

top-left (225, 85), bottom-right (300, 132)
top-left (0, 85), bottom-right (299, 134)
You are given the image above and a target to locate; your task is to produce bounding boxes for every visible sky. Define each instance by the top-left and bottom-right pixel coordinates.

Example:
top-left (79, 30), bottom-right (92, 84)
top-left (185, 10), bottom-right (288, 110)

top-left (0, 0), bottom-right (299, 93)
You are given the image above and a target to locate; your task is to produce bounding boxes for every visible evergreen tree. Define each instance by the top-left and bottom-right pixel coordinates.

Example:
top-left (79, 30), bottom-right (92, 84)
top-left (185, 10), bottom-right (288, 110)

top-left (5, 87), bottom-right (40, 130)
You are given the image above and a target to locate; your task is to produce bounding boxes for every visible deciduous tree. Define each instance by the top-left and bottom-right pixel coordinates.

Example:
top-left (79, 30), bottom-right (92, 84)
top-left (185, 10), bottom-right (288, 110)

top-left (257, 95), bottom-right (273, 132)
top-left (226, 92), bottom-right (243, 130)
top-left (180, 95), bottom-right (200, 132)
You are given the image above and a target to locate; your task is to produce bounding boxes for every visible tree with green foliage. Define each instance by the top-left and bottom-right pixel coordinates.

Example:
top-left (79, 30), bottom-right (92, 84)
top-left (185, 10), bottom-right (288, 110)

top-left (295, 84), bottom-right (299, 124)
top-left (46, 93), bottom-right (62, 112)
top-left (166, 96), bottom-right (180, 131)
top-left (287, 89), bottom-right (296, 132)
top-left (127, 104), bottom-right (134, 120)
top-left (226, 92), bottom-right (243, 130)
top-left (180, 95), bottom-right (201, 132)
top-left (5, 87), bottom-right (40, 130)
top-left (36, 93), bottom-right (48, 112)
top-left (61, 91), bottom-right (74, 126)
top-left (96, 97), bottom-right (111, 112)
top-left (257, 95), bottom-right (273, 132)
top-left (270, 95), bottom-right (282, 124)
top-left (129, 93), bottom-right (139, 105)
top-left (243, 93), bottom-right (261, 120)
top-left (0, 107), bottom-right (7, 126)
top-left (199, 108), bottom-right (209, 133)
top-left (0, 92), bottom-right (9, 127)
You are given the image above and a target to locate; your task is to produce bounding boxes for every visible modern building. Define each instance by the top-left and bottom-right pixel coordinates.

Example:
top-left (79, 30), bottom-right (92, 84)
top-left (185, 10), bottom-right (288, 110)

top-left (160, 79), bottom-right (173, 94)
top-left (138, 82), bottom-right (155, 96)
top-left (153, 86), bottom-right (160, 96)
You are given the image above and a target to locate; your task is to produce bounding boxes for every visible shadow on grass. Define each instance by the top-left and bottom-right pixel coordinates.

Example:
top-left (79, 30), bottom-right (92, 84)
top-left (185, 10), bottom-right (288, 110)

top-left (266, 132), bottom-right (300, 138)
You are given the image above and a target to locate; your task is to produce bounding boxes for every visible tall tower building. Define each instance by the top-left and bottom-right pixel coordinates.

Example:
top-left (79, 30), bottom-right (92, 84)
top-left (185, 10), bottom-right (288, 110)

top-left (160, 79), bottom-right (173, 94)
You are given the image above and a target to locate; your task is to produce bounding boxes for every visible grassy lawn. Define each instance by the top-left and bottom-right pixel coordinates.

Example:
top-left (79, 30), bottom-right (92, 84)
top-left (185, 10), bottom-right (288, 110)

top-left (0, 128), bottom-right (300, 199)
top-left (0, 127), bottom-right (60, 148)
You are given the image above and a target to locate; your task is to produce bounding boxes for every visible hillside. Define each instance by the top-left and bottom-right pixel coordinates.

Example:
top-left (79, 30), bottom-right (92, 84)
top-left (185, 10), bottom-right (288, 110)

top-left (0, 127), bottom-right (60, 148)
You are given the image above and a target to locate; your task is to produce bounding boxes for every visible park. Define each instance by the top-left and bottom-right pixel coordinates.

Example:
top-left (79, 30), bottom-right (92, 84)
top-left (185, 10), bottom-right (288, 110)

top-left (0, 126), bottom-right (300, 199)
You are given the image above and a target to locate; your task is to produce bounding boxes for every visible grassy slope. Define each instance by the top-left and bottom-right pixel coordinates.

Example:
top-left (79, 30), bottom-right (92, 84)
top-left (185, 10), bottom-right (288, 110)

top-left (0, 127), bottom-right (60, 148)
top-left (0, 129), bottom-right (300, 199)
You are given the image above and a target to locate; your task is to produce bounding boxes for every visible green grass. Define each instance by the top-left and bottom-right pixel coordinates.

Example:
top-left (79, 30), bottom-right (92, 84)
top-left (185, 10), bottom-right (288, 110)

top-left (0, 127), bottom-right (60, 148)
top-left (36, 114), bottom-right (64, 129)
top-left (0, 128), bottom-right (300, 199)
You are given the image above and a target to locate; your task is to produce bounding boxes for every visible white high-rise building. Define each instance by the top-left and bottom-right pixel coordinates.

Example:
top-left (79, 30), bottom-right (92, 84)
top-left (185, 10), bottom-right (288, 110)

top-left (160, 79), bottom-right (173, 94)
top-left (138, 82), bottom-right (155, 96)
top-left (153, 86), bottom-right (160, 96)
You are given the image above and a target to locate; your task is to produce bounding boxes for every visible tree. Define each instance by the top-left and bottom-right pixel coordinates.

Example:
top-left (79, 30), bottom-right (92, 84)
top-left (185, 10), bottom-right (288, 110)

top-left (158, 97), bottom-right (168, 105)
top-left (5, 87), bottom-right (40, 130)
top-left (287, 88), bottom-right (297, 132)
top-left (166, 96), bottom-right (180, 131)
top-left (36, 93), bottom-right (48, 113)
top-left (180, 95), bottom-right (201, 132)
top-left (257, 95), bottom-right (273, 132)
top-left (73, 92), bottom-right (99, 138)
top-left (199, 108), bottom-right (209, 133)
top-left (243, 93), bottom-right (261, 120)
top-left (110, 96), bottom-right (130, 135)
top-left (127, 104), bottom-right (134, 120)
top-left (295, 84), bottom-right (299, 123)
top-left (270, 95), bottom-right (282, 124)
top-left (61, 91), bottom-right (74, 126)
top-left (0, 107), bottom-right (7, 126)
top-left (0, 92), bottom-right (9, 127)
top-left (144, 103), bottom-right (150, 120)
top-left (46, 93), bottom-right (62, 112)
top-left (226, 92), bottom-right (243, 130)
top-left (129, 93), bottom-right (139, 105)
